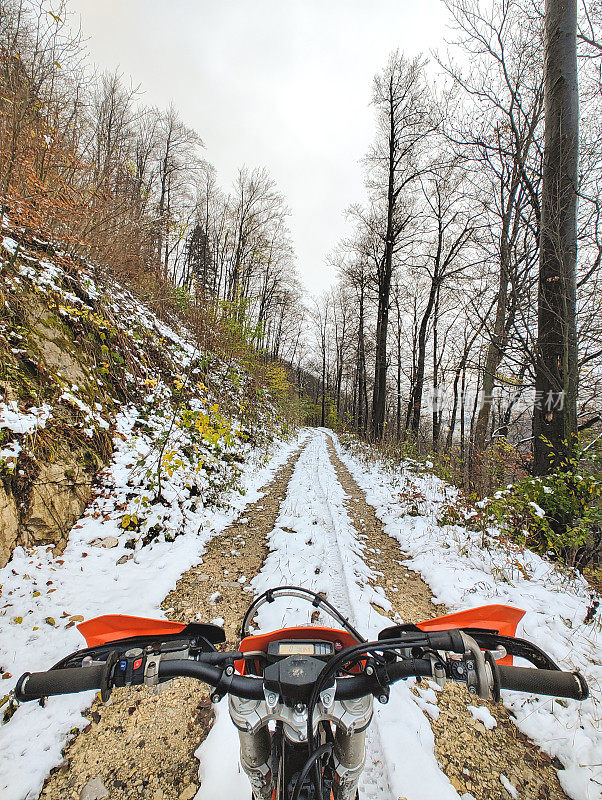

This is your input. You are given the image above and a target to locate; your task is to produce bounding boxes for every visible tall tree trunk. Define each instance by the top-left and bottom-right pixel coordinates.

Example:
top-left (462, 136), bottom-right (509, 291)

top-left (447, 363), bottom-right (462, 451)
top-left (372, 263), bottom-right (392, 440)
top-left (396, 295), bottom-right (402, 439)
top-left (371, 76), bottom-right (397, 440)
top-left (321, 339), bottom-right (327, 428)
top-left (460, 364), bottom-right (467, 461)
top-left (432, 289), bottom-right (441, 450)
top-left (357, 287), bottom-right (368, 434)
top-left (532, 0), bottom-right (579, 475)
top-left (446, 325), bottom-right (483, 450)
top-left (410, 280), bottom-right (438, 435)
top-left (404, 299), bottom-right (419, 433)
top-left (473, 217), bottom-right (511, 450)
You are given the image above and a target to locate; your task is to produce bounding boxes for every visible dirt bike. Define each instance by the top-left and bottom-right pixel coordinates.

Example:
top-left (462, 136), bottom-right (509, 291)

top-left (16, 586), bottom-right (588, 800)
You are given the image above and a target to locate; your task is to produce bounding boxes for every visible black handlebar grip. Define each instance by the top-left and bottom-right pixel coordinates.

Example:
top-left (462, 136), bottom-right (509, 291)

top-left (497, 666), bottom-right (588, 700)
top-left (15, 665), bottom-right (106, 702)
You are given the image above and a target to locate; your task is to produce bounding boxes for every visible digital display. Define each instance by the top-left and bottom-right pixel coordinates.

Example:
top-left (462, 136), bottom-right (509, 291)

top-left (267, 640), bottom-right (335, 658)
top-left (278, 643), bottom-right (315, 655)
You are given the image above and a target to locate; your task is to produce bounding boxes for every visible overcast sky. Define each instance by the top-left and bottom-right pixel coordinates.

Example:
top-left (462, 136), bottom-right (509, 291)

top-left (68, 0), bottom-right (449, 295)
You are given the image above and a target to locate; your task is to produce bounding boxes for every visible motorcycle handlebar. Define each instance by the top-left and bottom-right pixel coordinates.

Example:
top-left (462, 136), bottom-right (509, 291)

top-left (14, 658), bottom-right (435, 703)
top-left (156, 658), bottom-right (438, 700)
top-left (15, 654), bottom-right (589, 704)
top-left (158, 659), bottom-right (435, 700)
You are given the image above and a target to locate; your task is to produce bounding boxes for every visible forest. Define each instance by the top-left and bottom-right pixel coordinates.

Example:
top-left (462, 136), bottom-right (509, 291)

top-left (1, 3), bottom-right (602, 800)
top-left (4, 0), bottom-right (601, 572)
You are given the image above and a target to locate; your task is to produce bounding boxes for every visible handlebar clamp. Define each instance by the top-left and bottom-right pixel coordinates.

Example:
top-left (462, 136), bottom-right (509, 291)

top-left (452, 632), bottom-right (493, 700)
top-left (366, 659), bottom-right (390, 704)
top-left (210, 662), bottom-right (236, 703)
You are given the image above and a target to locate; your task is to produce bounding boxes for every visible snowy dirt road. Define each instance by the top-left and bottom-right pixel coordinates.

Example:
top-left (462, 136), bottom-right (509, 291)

top-left (197, 430), bottom-right (569, 800)
top-left (11, 429), bottom-right (587, 800)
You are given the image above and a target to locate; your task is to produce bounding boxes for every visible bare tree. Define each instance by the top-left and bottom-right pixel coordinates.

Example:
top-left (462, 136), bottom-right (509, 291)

top-left (439, 0), bottom-right (545, 451)
top-left (366, 51), bottom-right (432, 440)
top-left (156, 104), bottom-right (203, 280)
top-left (533, 0), bottom-right (580, 473)
top-left (407, 167), bottom-right (477, 437)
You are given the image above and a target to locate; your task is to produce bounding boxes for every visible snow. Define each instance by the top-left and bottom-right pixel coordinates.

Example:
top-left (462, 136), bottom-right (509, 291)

top-left (3, 421), bottom-right (600, 800)
top-left (0, 401), bottom-right (52, 434)
top-left (59, 392), bottom-right (110, 430)
top-left (2, 236), bottom-right (18, 255)
top-left (332, 432), bottom-right (602, 800)
top-left (467, 704), bottom-right (497, 730)
top-left (0, 417), bottom-right (306, 800)
top-left (528, 501), bottom-right (545, 518)
top-left (0, 439), bottom-right (22, 468)
top-left (197, 429), bottom-right (458, 800)
top-left (500, 773), bottom-right (519, 798)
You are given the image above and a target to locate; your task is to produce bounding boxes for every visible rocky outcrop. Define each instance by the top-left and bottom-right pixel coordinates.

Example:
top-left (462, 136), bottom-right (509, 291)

top-left (0, 485), bottom-right (19, 566)
top-left (22, 447), bottom-right (95, 552)
top-left (27, 306), bottom-right (91, 387)
top-left (0, 445), bottom-right (98, 567)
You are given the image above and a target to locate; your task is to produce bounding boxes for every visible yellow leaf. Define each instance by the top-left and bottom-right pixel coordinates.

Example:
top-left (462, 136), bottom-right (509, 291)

top-left (13, 617), bottom-right (23, 624)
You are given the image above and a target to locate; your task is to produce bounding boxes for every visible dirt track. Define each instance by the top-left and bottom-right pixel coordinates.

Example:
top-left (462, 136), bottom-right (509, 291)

top-left (38, 432), bottom-right (568, 800)
top-left (326, 435), bottom-right (567, 800)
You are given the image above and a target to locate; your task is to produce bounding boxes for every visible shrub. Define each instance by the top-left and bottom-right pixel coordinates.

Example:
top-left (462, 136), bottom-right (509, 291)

top-left (484, 470), bottom-right (602, 570)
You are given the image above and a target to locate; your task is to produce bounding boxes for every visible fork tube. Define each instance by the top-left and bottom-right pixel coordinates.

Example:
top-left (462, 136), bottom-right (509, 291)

top-left (238, 726), bottom-right (273, 800)
top-left (332, 729), bottom-right (366, 800)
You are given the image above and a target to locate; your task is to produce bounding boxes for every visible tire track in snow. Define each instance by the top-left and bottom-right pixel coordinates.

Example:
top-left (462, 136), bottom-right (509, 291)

top-left (309, 432), bottom-right (394, 799)
top-left (198, 429), bottom-right (458, 800)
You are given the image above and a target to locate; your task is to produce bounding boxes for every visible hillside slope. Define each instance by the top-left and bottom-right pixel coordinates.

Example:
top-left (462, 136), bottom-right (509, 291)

top-left (0, 212), bottom-right (290, 567)
top-left (0, 211), bottom-right (303, 798)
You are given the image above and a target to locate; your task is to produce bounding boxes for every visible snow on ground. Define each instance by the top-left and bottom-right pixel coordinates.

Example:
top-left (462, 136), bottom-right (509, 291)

top-left (197, 429), bottom-right (459, 800)
top-left (0, 401), bottom-right (52, 434)
top-left (0, 418), bottom-right (307, 800)
top-left (4, 420), bottom-right (601, 800)
top-left (331, 431), bottom-right (602, 800)
top-left (467, 704), bottom-right (497, 730)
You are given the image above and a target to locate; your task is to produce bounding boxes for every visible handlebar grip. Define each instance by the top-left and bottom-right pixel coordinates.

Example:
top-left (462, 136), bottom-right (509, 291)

top-left (497, 666), bottom-right (588, 700)
top-left (15, 665), bottom-right (106, 702)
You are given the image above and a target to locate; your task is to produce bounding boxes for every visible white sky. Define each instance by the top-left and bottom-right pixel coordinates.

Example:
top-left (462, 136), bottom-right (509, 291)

top-left (68, 0), bottom-right (448, 295)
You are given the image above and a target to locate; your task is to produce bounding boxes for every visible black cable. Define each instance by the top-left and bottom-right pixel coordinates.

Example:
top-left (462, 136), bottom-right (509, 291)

top-left (241, 586), bottom-right (366, 643)
top-left (290, 742), bottom-right (333, 800)
top-left (305, 635), bottom-right (432, 757)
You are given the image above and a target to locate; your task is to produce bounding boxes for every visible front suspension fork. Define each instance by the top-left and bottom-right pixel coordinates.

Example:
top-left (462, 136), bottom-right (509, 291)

top-left (332, 728), bottom-right (365, 800)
